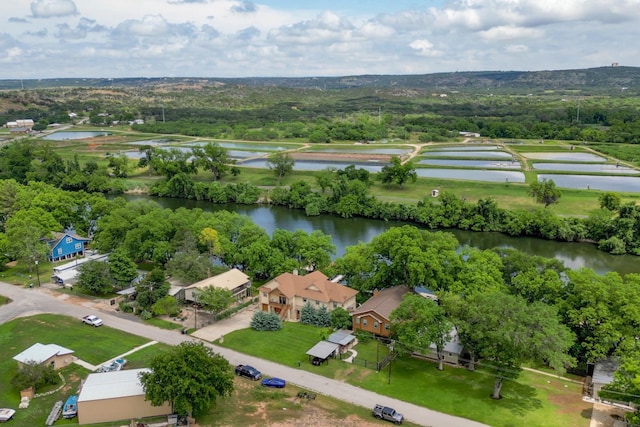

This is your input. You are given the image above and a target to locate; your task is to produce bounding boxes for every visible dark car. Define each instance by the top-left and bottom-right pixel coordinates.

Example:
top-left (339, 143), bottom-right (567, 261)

top-left (312, 357), bottom-right (324, 366)
top-left (235, 364), bottom-right (262, 380)
top-left (261, 377), bottom-right (286, 388)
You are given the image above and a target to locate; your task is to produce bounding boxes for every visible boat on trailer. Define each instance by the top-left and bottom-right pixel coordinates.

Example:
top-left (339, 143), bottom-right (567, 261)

top-left (62, 395), bottom-right (78, 419)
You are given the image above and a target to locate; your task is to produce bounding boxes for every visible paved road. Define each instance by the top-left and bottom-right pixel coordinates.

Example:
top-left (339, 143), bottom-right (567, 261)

top-left (0, 282), bottom-right (488, 427)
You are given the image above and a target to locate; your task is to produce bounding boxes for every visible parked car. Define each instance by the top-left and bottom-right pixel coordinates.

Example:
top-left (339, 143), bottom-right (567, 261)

top-left (312, 357), bottom-right (324, 366)
top-left (82, 315), bottom-right (103, 327)
top-left (261, 377), bottom-right (286, 388)
top-left (372, 404), bottom-right (404, 425)
top-left (235, 364), bottom-right (261, 380)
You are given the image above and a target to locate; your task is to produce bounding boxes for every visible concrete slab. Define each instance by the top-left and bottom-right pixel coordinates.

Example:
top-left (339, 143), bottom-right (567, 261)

top-left (191, 303), bottom-right (257, 342)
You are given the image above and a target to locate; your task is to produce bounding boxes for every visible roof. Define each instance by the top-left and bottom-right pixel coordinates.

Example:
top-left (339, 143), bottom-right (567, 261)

top-left (53, 253), bottom-right (108, 273)
top-left (593, 357), bottom-right (620, 386)
top-left (13, 343), bottom-right (74, 364)
top-left (78, 368), bottom-right (149, 402)
top-left (327, 330), bottom-right (356, 346)
top-left (49, 232), bottom-right (91, 247)
top-left (186, 268), bottom-right (249, 292)
top-left (260, 271), bottom-right (358, 304)
top-left (117, 287), bottom-right (137, 296)
top-left (306, 341), bottom-right (339, 359)
top-left (53, 269), bottom-right (80, 284)
top-left (351, 285), bottom-right (411, 320)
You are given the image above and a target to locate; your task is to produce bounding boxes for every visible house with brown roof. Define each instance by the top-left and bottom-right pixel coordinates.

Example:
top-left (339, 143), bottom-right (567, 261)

top-left (351, 285), bottom-right (411, 337)
top-left (259, 271), bottom-right (358, 321)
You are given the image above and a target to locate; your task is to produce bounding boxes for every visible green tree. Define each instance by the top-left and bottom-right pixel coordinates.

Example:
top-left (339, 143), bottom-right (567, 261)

top-left (379, 156), bottom-right (417, 188)
top-left (108, 248), bottom-right (139, 289)
top-left (192, 142), bottom-right (232, 181)
top-left (152, 295), bottom-right (181, 317)
top-left (599, 192), bottom-right (622, 211)
top-left (195, 286), bottom-right (234, 320)
top-left (300, 301), bottom-right (317, 325)
top-left (250, 311), bottom-right (282, 331)
top-left (390, 294), bottom-right (452, 371)
top-left (77, 260), bottom-right (113, 295)
top-left (165, 251), bottom-right (214, 284)
top-left (139, 342), bottom-right (234, 417)
top-left (330, 307), bottom-right (352, 330)
top-left (11, 360), bottom-right (59, 392)
top-left (448, 291), bottom-right (574, 399)
top-left (267, 151), bottom-right (295, 179)
top-left (136, 268), bottom-right (170, 310)
top-left (529, 179), bottom-right (561, 207)
top-left (316, 305), bottom-right (332, 327)
top-left (106, 153), bottom-right (129, 178)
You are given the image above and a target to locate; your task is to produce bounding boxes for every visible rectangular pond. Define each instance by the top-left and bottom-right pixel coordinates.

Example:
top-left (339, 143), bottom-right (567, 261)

top-left (538, 174), bottom-right (640, 192)
top-left (532, 163), bottom-right (638, 174)
top-left (428, 145), bottom-right (501, 151)
top-left (187, 141), bottom-right (298, 151)
top-left (304, 146), bottom-right (411, 155)
top-left (239, 158), bottom-right (386, 172)
top-left (418, 159), bottom-right (521, 169)
top-left (522, 152), bottom-right (606, 162)
top-left (422, 150), bottom-right (514, 159)
top-left (415, 168), bottom-right (525, 183)
top-left (123, 148), bottom-right (268, 160)
top-left (41, 131), bottom-right (108, 140)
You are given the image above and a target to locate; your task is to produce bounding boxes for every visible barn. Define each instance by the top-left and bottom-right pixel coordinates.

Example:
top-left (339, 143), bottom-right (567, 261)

top-left (77, 368), bottom-right (171, 425)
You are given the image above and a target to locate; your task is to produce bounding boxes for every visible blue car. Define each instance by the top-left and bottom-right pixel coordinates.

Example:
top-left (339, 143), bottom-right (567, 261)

top-left (261, 377), bottom-right (286, 388)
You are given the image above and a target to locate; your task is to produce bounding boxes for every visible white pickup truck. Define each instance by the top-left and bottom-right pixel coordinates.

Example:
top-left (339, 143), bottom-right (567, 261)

top-left (82, 315), bottom-right (103, 327)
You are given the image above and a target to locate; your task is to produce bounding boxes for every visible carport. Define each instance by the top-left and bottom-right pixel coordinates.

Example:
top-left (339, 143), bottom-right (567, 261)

top-left (306, 341), bottom-right (339, 365)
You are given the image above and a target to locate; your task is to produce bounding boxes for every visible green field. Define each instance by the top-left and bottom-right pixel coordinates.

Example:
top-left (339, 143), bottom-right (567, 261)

top-left (218, 323), bottom-right (591, 427)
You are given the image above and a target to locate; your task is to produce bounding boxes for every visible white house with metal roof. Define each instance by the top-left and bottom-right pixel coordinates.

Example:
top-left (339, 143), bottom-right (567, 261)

top-left (77, 368), bottom-right (171, 425)
top-left (13, 343), bottom-right (75, 370)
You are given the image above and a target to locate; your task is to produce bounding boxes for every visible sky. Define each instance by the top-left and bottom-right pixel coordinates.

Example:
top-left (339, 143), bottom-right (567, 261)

top-left (0, 0), bottom-right (638, 79)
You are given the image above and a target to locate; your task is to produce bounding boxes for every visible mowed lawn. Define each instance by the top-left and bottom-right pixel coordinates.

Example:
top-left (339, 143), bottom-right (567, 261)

top-left (218, 323), bottom-right (591, 427)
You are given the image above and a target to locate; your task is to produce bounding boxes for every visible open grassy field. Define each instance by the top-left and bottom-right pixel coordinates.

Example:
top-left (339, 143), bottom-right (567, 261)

top-left (218, 323), bottom-right (591, 427)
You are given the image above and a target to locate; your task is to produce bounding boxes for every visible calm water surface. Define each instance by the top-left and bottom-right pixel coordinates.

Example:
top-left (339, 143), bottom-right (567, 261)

top-left (123, 195), bottom-right (640, 276)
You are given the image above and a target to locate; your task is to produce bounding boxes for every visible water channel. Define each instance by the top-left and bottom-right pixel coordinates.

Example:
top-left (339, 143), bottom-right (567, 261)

top-left (123, 195), bottom-right (640, 276)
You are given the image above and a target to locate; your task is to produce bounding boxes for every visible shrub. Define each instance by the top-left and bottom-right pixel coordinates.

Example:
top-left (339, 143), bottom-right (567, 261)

top-left (250, 311), bottom-right (282, 331)
top-left (11, 361), bottom-right (59, 392)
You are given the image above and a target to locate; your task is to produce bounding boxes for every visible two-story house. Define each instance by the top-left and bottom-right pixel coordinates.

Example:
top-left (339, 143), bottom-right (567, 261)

top-left (351, 285), bottom-right (411, 337)
top-left (259, 271), bottom-right (358, 321)
top-left (47, 232), bottom-right (91, 262)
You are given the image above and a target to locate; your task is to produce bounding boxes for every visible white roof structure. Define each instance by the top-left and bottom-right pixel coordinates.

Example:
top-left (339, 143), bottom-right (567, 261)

top-left (186, 268), bottom-right (249, 292)
top-left (429, 327), bottom-right (464, 355)
top-left (78, 368), bottom-right (150, 402)
top-left (327, 331), bottom-right (356, 346)
top-left (13, 343), bottom-right (74, 364)
top-left (306, 341), bottom-right (339, 359)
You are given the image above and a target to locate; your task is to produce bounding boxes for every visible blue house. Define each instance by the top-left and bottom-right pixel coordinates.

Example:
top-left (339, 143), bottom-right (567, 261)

top-left (48, 232), bottom-right (91, 262)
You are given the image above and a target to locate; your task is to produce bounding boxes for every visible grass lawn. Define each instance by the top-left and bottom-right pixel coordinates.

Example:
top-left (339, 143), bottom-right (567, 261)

top-left (218, 323), bottom-right (591, 427)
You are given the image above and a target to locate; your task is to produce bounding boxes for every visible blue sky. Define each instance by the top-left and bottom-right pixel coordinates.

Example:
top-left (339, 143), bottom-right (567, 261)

top-left (0, 0), bottom-right (637, 79)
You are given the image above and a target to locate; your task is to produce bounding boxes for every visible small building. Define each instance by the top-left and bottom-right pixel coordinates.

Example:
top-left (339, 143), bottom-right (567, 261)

top-left (306, 340), bottom-right (339, 364)
top-left (13, 343), bottom-right (75, 370)
top-left (47, 232), bottom-right (91, 262)
top-left (77, 368), bottom-right (171, 425)
top-left (51, 253), bottom-right (109, 286)
top-left (413, 327), bottom-right (464, 366)
top-left (351, 285), bottom-right (411, 337)
top-left (327, 330), bottom-right (357, 354)
top-left (259, 271), bottom-right (358, 321)
top-left (592, 357), bottom-right (620, 399)
top-left (183, 268), bottom-right (251, 302)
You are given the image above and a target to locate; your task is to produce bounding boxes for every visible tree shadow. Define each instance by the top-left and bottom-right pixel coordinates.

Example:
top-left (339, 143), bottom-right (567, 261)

top-left (581, 407), bottom-right (593, 420)
top-left (494, 380), bottom-right (544, 417)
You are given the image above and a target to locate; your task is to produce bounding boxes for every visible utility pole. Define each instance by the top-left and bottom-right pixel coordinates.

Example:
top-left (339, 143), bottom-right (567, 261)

top-left (35, 260), bottom-right (41, 287)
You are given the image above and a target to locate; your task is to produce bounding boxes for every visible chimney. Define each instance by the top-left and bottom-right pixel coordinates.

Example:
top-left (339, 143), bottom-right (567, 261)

top-left (293, 269), bottom-right (299, 276)
top-left (373, 289), bottom-right (379, 297)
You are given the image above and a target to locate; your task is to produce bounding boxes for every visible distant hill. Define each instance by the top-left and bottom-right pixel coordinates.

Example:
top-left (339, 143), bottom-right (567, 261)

top-left (0, 66), bottom-right (638, 93)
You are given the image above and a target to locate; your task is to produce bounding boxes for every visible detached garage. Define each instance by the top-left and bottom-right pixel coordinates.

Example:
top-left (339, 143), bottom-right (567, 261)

top-left (77, 368), bottom-right (171, 425)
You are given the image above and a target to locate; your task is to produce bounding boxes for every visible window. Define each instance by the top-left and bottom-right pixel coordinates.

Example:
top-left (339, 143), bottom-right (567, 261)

top-left (75, 243), bottom-right (81, 250)
top-left (373, 322), bottom-right (379, 329)
top-left (262, 292), bottom-right (267, 297)
top-left (384, 323), bottom-right (390, 330)
top-left (363, 319), bottom-right (368, 326)
top-left (315, 301), bottom-right (320, 305)
top-left (355, 318), bottom-right (360, 324)
top-left (65, 237), bottom-right (72, 244)
top-left (57, 248), bottom-right (62, 255)
top-left (303, 298), bottom-right (307, 303)
top-left (333, 302), bottom-right (338, 308)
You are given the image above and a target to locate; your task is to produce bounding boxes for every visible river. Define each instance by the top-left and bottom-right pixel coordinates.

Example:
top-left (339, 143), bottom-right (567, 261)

top-left (123, 195), bottom-right (640, 276)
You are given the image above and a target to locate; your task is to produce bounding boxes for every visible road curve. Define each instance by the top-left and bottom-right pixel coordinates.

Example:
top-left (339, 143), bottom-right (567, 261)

top-left (0, 282), bottom-right (488, 427)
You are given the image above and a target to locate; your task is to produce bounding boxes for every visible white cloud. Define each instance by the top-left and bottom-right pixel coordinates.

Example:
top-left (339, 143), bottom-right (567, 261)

top-left (479, 25), bottom-right (543, 41)
top-left (409, 39), bottom-right (442, 57)
top-left (30, 0), bottom-right (77, 19)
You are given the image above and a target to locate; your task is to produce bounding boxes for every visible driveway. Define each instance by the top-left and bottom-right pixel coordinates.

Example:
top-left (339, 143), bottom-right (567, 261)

top-left (0, 281), bottom-right (487, 427)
